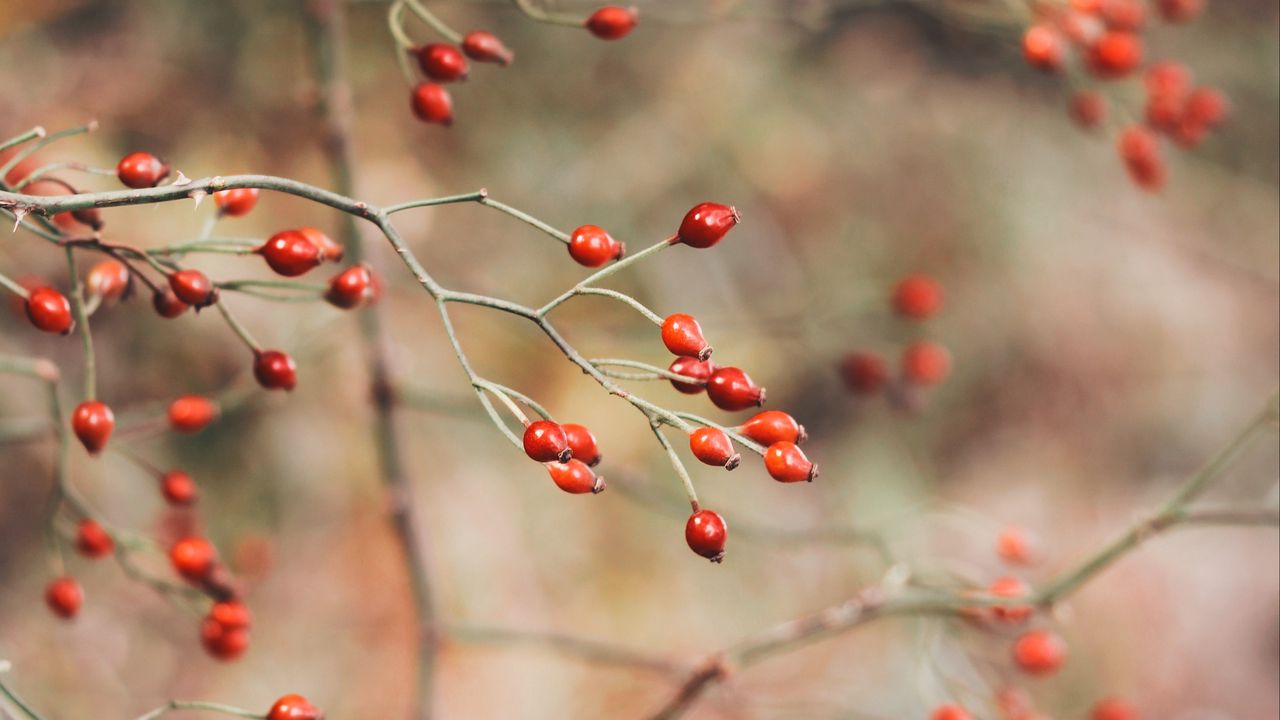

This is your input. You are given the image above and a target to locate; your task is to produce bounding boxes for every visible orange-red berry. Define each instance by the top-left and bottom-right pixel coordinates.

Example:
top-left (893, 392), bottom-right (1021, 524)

top-left (259, 230), bottom-right (323, 277)
top-left (170, 536), bottom-right (217, 582)
top-left (1012, 629), bottom-right (1067, 675)
top-left (298, 227), bottom-right (345, 263)
top-left (546, 459), bottom-right (604, 494)
top-left (523, 420), bottom-right (571, 463)
top-left (75, 519), bottom-right (114, 558)
top-left (325, 264), bottom-right (374, 309)
top-left (213, 188), bottom-right (259, 217)
top-left (737, 410), bottom-right (806, 446)
top-left (415, 43), bottom-right (469, 82)
top-left (901, 341), bottom-right (951, 385)
top-left (1100, 0), bottom-right (1145, 30)
top-left (202, 600), bottom-right (252, 661)
top-left (72, 400), bottom-right (114, 454)
top-left (568, 224), bottom-right (625, 267)
top-left (168, 394), bottom-right (218, 433)
top-left (706, 367), bottom-right (764, 411)
top-left (1022, 25), bottom-right (1064, 72)
top-left (689, 427), bottom-right (740, 470)
top-left (1092, 697), bottom-right (1139, 720)
top-left (685, 509), bottom-right (727, 562)
top-left (461, 30), bottom-right (514, 65)
top-left (891, 274), bottom-right (944, 319)
top-left (676, 202), bottom-right (740, 249)
top-left (562, 423), bottom-right (602, 467)
top-left (996, 525), bottom-right (1038, 565)
top-left (840, 351), bottom-right (889, 395)
top-left (1086, 31), bottom-right (1143, 78)
top-left (169, 269), bottom-right (218, 308)
top-left (161, 470), bottom-right (199, 506)
top-left (86, 259), bottom-right (131, 300)
top-left (1117, 125), bottom-right (1165, 191)
top-left (764, 441), bottom-right (818, 483)
top-left (990, 576), bottom-right (1034, 623)
top-left (253, 350), bottom-right (298, 391)
top-left (45, 577), bottom-right (83, 619)
top-left (411, 83), bottom-right (454, 126)
top-left (661, 313), bottom-right (712, 360)
top-left (116, 151), bottom-right (170, 188)
top-left (931, 705), bottom-right (972, 720)
top-left (585, 6), bottom-right (638, 40)
top-left (267, 694), bottom-right (324, 720)
top-left (668, 357), bottom-right (714, 395)
top-left (24, 287), bottom-right (74, 335)
top-left (152, 286), bottom-right (190, 318)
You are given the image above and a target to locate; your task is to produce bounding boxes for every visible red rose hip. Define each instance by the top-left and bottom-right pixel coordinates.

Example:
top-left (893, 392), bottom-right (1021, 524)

top-left (1013, 629), bottom-right (1067, 675)
top-left (325, 264), bottom-right (374, 309)
top-left (764, 441), bottom-right (818, 483)
top-left (668, 357), bottom-right (714, 394)
top-left (546, 459), bottom-right (604, 494)
top-left (585, 6), bottom-right (638, 40)
top-left (568, 224), bottom-right (624, 267)
top-left (169, 269), bottom-right (218, 308)
top-left (561, 423), bottom-right (602, 467)
top-left (901, 341), bottom-right (951, 385)
top-left (152, 287), bottom-right (190, 318)
top-left (168, 394), bottom-right (218, 433)
top-left (415, 43), bottom-right (468, 82)
top-left (86, 260), bottom-right (130, 300)
top-left (75, 519), bottom-right (114, 558)
top-left (891, 274), bottom-right (943, 319)
top-left (706, 366), bottom-right (764, 411)
top-left (462, 31), bottom-right (514, 65)
top-left (259, 230), bottom-right (323, 277)
top-left (170, 536), bottom-right (218, 582)
top-left (661, 313), bottom-right (712, 360)
top-left (267, 694), bottom-right (324, 720)
top-left (1022, 25), bottom-right (1064, 71)
top-left (213, 188), bottom-right (259, 217)
top-left (676, 202), bottom-right (740, 249)
top-left (689, 427), bottom-right (740, 470)
top-left (685, 509), bottom-right (727, 562)
top-left (45, 577), bottom-right (83, 619)
top-left (161, 470), bottom-right (199, 506)
top-left (738, 410), bottom-right (806, 445)
top-left (411, 83), bottom-right (454, 126)
top-left (116, 151), bottom-right (170, 188)
top-left (523, 420), bottom-right (571, 463)
top-left (24, 287), bottom-right (73, 334)
top-left (72, 400), bottom-right (114, 454)
top-left (253, 350), bottom-right (298, 391)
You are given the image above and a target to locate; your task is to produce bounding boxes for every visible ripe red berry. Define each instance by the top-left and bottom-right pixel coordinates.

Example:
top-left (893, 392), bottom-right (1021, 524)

top-left (86, 259), bottom-right (131, 300)
top-left (71, 400), bottom-right (114, 455)
top-left (840, 351), bottom-right (889, 395)
top-left (75, 519), bottom-right (114, 558)
top-left (259, 230), bottom-right (323, 277)
top-left (1183, 86), bottom-right (1230, 129)
top-left (891, 274), bottom-right (944, 319)
top-left (1156, 0), bottom-right (1202, 22)
top-left (1069, 91), bottom-right (1108, 129)
top-left (562, 423), bottom-right (602, 467)
top-left (45, 577), bottom-right (83, 619)
top-left (764, 441), bottom-right (818, 483)
top-left (706, 367), bottom-right (765, 411)
top-left (325, 264), bottom-right (374, 309)
top-left (931, 705), bottom-right (972, 720)
top-left (668, 357), bottom-right (714, 394)
top-left (685, 509), bottom-right (727, 562)
top-left (1022, 25), bottom-right (1064, 72)
top-left (213, 188), bottom-right (259, 217)
top-left (298, 227), bottom-right (345, 262)
top-left (568, 224), bottom-right (625, 267)
top-left (990, 576), bottom-right (1034, 623)
top-left (415, 43), bottom-right (469, 82)
top-left (1012, 629), bottom-right (1067, 675)
top-left (24, 287), bottom-right (73, 334)
top-left (738, 410), bottom-right (806, 446)
top-left (997, 525), bottom-right (1038, 565)
top-left (523, 420), bottom-right (571, 463)
top-left (253, 350), bottom-right (298, 391)
top-left (152, 286), bottom-right (190, 318)
top-left (201, 615), bottom-right (250, 661)
top-left (901, 341), bottom-right (951, 385)
top-left (689, 427), bottom-right (740, 470)
top-left (546, 459), bottom-right (605, 494)
top-left (161, 470), bottom-right (199, 506)
top-left (267, 694), bottom-right (323, 720)
top-left (116, 151), bottom-right (170, 188)
top-left (1116, 125), bottom-right (1165, 191)
top-left (170, 536), bottom-right (218, 582)
top-left (1086, 31), bottom-right (1143, 78)
top-left (461, 30), bottom-right (514, 65)
top-left (411, 82), bottom-right (454, 126)
top-left (168, 394), bottom-right (218, 433)
top-left (676, 202), bottom-right (740, 249)
top-left (169, 269), bottom-right (218, 308)
top-left (1092, 697), bottom-right (1138, 720)
top-left (585, 6), bottom-right (638, 40)
top-left (1100, 0), bottom-right (1145, 30)
top-left (661, 313), bottom-right (712, 360)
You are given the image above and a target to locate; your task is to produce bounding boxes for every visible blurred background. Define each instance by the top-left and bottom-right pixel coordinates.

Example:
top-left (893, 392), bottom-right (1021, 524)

top-left (0, 0), bottom-right (1277, 718)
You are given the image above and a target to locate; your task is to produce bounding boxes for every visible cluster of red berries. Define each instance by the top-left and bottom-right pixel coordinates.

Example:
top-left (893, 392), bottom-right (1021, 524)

top-left (932, 697), bottom-right (1137, 720)
top-left (1020, 0), bottom-right (1228, 190)
top-left (407, 7), bottom-right (637, 127)
top-left (840, 273), bottom-right (951, 397)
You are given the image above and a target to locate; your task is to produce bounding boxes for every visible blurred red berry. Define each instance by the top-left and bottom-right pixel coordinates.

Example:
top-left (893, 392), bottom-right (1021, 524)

top-left (1069, 91), bottom-right (1108, 129)
top-left (686, 509), bottom-right (727, 562)
top-left (840, 351), bottom-right (889, 395)
top-left (1156, 0), bottom-right (1202, 22)
top-left (267, 694), bottom-right (323, 720)
top-left (168, 394), bottom-right (218, 433)
top-left (1117, 125), bottom-right (1165, 191)
top-left (24, 287), bottom-right (73, 334)
top-left (990, 576), bottom-right (1034, 623)
top-left (1092, 697), bottom-right (1139, 720)
top-left (170, 537), bottom-right (217, 582)
top-left (298, 226), bottom-right (345, 262)
top-left (161, 470), bottom-right (199, 506)
top-left (411, 83), bottom-right (454, 126)
top-left (202, 600), bottom-right (252, 661)
top-left (72, 400), bottom-right (114, 454)
top-left (169, 269), bottom-right (218, 308)
top-left (1086, 31), bottom-right (1143, 78)
top-left (1013, 629), bottom-right (1067, 675)
top-left (585, 6), bottom-right (638, 40)
top-left (901, 341), bottom-right (951, 385)
top-left (997, 525), bottom-right (1038, 565)
top-left (75, 519), bottom-right (114, 558)
top-left (891, 273), bottom-right (944, 319)
top-left (462, 30), bottom-right (514, 65)
top-left (45, 577), bottom-right (83, 620)
top-left (152, 286), bottom-right (190, 318)
top-left (1100, 0), bottom-right (1145, 30)
top-left (253, 350), bottom-right (298, 391)
top-left (86, 259), bottom-right (131, 300)
top-left (415, 43), bottom-right (468, 82)
top-left (1022, 25), bottom-right (1064, 71)
top-left (931, 705), bottom-right (971, 720)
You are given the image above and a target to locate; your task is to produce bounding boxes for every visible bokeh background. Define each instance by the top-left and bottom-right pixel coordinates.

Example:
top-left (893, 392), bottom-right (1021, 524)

top-left (0, 0), bottom-right (1277, 718)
